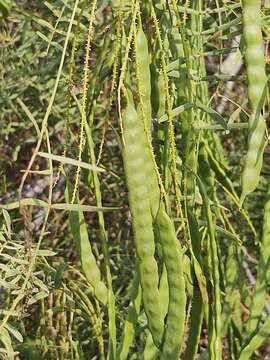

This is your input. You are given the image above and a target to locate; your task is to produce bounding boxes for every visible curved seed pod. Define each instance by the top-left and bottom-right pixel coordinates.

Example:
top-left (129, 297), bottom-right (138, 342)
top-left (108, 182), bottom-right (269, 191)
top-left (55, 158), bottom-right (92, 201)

top-left (247, 182), bottom-right (270, 334)
top-left (240, 0), bottom-right (267, 205)
top-left (69, 207), bottom-right (107, 304)
top-left (155, 202), bottom-right (186, 360)
top-left (67, 178), bottom-right (107, 305)
top-left (143, 332), bottom-right (159, 360)
top-left (123, 101), bottom-right (163, 348)
top-left (143, 266), bottom-right (169, 360)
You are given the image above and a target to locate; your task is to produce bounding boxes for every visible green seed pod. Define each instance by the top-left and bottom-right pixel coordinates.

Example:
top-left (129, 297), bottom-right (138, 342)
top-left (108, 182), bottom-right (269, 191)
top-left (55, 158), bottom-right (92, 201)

top-left (143, 263), bottom-right (169, 359)
top-left (240, 0), bottom-right (267, 204)
top-left (123, 101), bottom-right (163, 348)
top-left (69, 208), bottom-right (108, 304)
top-left (155, 202), bottom-right (186, 360)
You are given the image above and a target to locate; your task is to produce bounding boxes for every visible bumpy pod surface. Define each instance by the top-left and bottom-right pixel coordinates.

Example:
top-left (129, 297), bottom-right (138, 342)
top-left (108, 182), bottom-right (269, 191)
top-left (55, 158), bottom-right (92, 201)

top-left (156, 203), bottom-right (186, 360)
top-left (123, 102), bottom-right (163, 348)
top-left (240, 0), bottom-right (267, 204)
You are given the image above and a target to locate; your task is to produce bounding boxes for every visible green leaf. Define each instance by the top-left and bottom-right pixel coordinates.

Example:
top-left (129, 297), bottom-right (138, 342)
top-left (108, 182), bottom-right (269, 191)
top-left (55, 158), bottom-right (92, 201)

top-left (195, 100), bottom-right (227, 129)
top-left (0, 328), bottom-right (14, 358)
top-left (0, 199), bottom-right (119, 212)
top-left (0, 198), bottom-right (48, 210)
top-left (158, 103), bottom-right (192, 123)
top-left (4, 323), bottom-right (23, 343)
top-left (28, 290), bottom-right (49, 305)
top-left (16, 98), bottom-right (41, 137)
top-left (36, 250), bottom-right (57, 257)
top-left (51, 203), bottom-right (119, 212)
top-left (38, 152), bottom-right (105, 172)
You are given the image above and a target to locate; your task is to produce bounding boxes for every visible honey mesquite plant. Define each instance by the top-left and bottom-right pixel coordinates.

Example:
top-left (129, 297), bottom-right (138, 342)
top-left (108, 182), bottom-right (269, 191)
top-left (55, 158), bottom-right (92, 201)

top-left (0, 1), bottom-right (270, 359)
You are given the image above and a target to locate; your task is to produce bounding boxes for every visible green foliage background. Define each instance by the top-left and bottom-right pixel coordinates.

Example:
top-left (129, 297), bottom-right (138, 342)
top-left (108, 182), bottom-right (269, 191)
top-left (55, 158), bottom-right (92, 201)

top-left (0, 1), bottom-right (270, 359)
